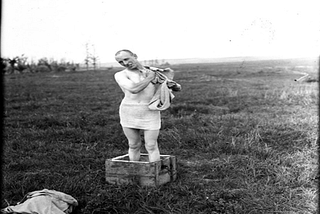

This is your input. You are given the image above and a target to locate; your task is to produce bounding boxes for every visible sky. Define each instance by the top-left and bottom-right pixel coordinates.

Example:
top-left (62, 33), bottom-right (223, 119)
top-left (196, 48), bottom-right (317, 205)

top-left (1, 0), bottom-right (320, 64)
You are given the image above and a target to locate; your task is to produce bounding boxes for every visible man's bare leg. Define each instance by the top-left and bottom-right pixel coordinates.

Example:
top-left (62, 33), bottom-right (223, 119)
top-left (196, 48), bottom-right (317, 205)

top-left (123, 127), bottom-right (141, 161)
top-left (144, 129), bottom-right (160, 162)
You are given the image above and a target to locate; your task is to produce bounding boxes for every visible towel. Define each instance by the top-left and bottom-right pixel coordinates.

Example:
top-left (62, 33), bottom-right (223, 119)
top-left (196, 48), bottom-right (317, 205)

top-left (145, 66), bottom-right (175, 80)
top-left (148, 73), bottom-right (175, 111)
top-left (146, 66), bottom-right (182, 92)
top-left (148, 71), bottom-right (181, 111)
top-left (119, 101), bottom-right (161, 130)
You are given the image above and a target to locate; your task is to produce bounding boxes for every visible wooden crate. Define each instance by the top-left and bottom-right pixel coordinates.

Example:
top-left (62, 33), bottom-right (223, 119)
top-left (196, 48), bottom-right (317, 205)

top-left (105, 154), bottom-right (177, 187)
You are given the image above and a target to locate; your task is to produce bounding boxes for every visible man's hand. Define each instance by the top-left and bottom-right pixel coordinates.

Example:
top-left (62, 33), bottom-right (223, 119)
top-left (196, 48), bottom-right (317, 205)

top-left (145, 69), bottom-right (156, 80)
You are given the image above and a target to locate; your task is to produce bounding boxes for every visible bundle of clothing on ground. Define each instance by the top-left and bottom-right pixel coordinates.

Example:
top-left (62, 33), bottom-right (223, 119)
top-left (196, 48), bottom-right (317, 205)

top-left (2, 189), bottom-right (78, 214)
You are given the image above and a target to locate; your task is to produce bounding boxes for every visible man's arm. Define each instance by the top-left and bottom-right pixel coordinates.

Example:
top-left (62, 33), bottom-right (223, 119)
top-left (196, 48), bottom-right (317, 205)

top-left (114, 71), bottom-right (155, 94)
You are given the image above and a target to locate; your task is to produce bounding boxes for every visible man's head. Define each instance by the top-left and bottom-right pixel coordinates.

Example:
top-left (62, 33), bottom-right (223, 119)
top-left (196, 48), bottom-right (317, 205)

top-left (115, 50), bottom-right (141, 70)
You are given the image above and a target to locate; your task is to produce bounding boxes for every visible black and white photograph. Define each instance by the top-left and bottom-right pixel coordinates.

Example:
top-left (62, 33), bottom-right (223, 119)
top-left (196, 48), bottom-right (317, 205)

top-left (1, 0), bottom-right (319, 213)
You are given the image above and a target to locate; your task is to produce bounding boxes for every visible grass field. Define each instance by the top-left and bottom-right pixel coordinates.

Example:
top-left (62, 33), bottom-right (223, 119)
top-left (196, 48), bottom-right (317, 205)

top-left (2, 58), bottom-right (319, 213)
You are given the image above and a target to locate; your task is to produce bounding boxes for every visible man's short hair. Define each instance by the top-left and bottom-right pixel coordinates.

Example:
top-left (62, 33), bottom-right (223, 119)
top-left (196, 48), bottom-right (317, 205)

top-left (115, 49), bottom-right (134, 56)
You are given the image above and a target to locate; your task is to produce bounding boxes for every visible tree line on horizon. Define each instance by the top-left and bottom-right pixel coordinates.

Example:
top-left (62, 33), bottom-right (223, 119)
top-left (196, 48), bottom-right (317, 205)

top-left (0, 54), bottom-right (103, 74)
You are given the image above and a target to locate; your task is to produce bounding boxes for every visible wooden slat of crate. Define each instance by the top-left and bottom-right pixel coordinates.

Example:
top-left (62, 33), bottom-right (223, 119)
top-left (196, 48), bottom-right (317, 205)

top-left (140, 168), bottom-right (171, 186)
top-left (106, 161), bottom-right (158, 176)
top-left (169, 156), bottom-right (177, 181)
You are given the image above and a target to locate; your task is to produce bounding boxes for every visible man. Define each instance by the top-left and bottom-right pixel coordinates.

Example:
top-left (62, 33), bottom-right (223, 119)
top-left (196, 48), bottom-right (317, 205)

top-left (114, 49), bottom-right (162, 162)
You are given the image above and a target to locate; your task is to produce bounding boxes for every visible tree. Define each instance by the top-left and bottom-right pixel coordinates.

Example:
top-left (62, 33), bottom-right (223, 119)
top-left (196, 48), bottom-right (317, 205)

top-left (37, 58), bottom-right (52, 72)
top-left (1, 58), bottom-right (9, 74)
top-left (15, 55), bottom-right (28, 73)
top-left (89, 54), bottom-right (99, 71)
top-left (4, 55), bottom-right (28, 74)
top-left (84, 43), bottom-right (99, 71)
top-left (7, 57), bottom-right (18, 74)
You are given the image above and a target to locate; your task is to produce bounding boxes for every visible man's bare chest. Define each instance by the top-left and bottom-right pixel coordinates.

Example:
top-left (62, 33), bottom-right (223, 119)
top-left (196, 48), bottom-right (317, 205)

top-left (126, 71), bottom-right (146, 83)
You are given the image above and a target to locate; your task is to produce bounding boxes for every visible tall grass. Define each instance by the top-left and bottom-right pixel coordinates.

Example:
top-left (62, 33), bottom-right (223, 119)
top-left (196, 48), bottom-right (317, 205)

top-left (2, 59), bottom-right (318, 213)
